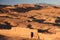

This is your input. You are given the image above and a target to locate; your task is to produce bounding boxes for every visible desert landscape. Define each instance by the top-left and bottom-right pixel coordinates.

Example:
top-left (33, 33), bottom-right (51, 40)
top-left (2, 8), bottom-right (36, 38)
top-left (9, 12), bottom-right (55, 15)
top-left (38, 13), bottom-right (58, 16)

top-left (0, 4), bottom-right (60, 40)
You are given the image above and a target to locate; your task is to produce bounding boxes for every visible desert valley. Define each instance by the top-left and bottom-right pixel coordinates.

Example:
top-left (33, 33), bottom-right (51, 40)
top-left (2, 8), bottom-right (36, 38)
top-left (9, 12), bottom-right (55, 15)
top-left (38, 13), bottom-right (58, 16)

top-left (0, 4), bottom-right (60, 40)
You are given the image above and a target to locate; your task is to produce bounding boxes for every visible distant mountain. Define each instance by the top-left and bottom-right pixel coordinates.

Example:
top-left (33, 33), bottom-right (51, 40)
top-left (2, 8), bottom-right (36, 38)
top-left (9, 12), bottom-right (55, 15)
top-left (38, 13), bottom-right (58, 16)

top-left (0, 4), bottom-right (12, 8)
top-left (0, 3), bottom-right (60, 8)
top-left (0, 3), bottom-right (60, 13)
top-left (37, 3), bottom-right (60, 7)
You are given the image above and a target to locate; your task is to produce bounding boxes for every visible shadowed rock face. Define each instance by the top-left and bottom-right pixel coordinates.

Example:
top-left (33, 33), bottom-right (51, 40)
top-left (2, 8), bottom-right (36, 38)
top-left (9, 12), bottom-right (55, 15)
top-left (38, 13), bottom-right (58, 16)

top-left (0, 22), bottom-right (12, 29)
top-left (0, 35), bottom-right (7, 40)
top-left (0, 4), bottom-right (60, 40)
top-left (0, 35), bottom-right (15, 40)
top-left (11, 6), bottom-right (41, 13)
top-left (55, 17), bottom-right (60, 23)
